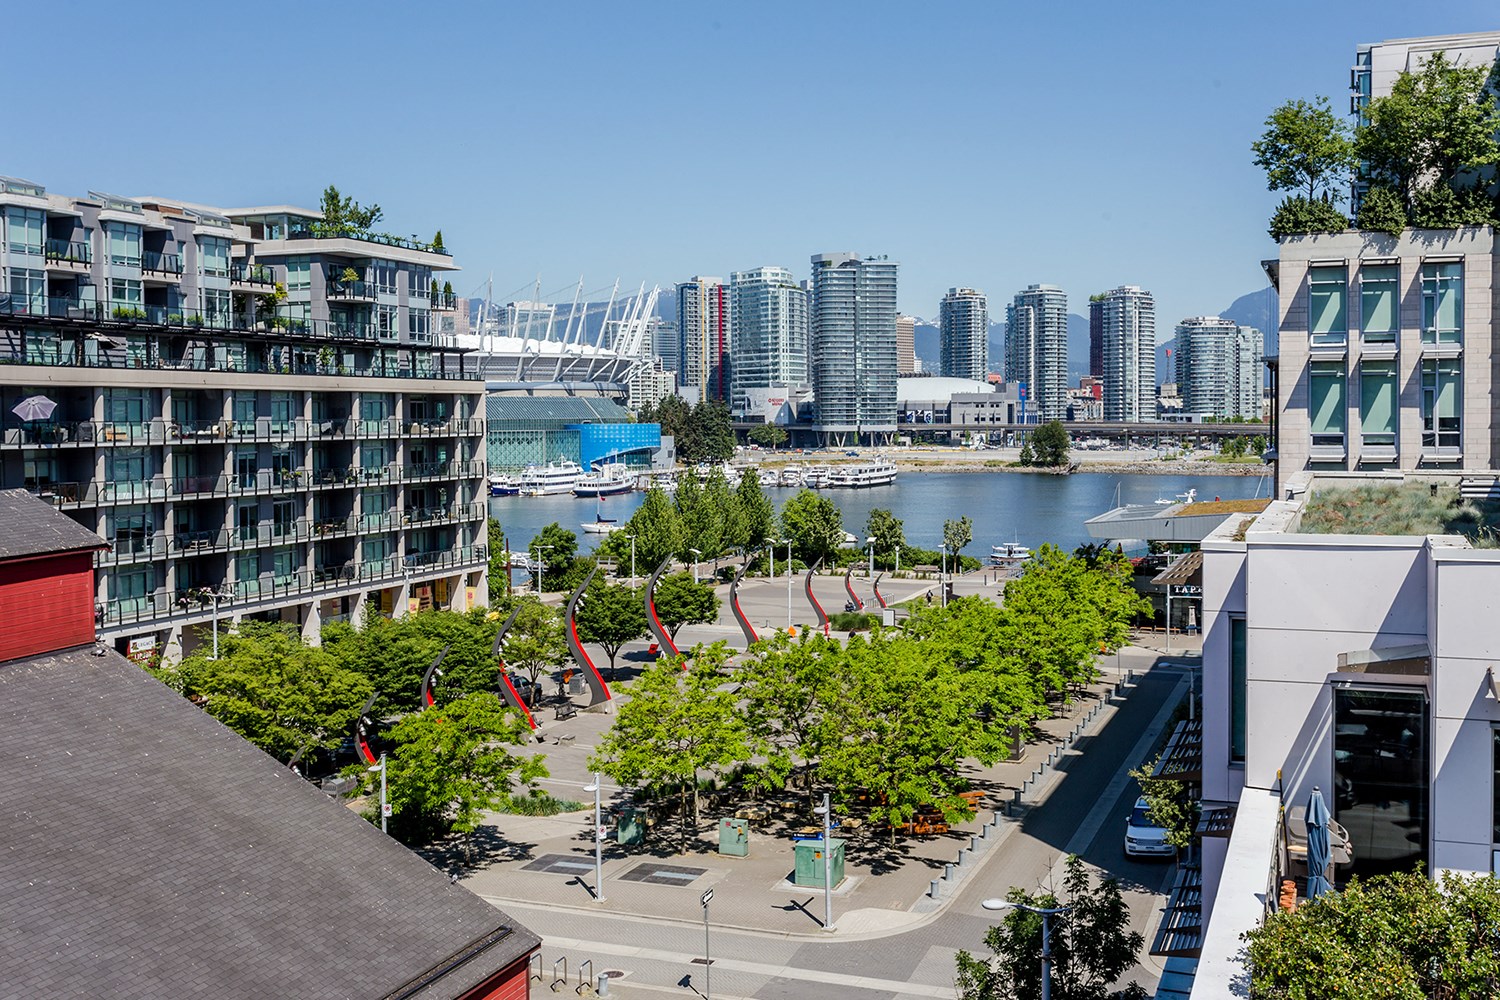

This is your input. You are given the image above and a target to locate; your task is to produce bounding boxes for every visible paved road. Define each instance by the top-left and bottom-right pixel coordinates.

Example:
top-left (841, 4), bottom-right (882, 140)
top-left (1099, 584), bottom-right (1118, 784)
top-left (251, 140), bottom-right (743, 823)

top-left (479, 663), bottom-right (1186, 1000)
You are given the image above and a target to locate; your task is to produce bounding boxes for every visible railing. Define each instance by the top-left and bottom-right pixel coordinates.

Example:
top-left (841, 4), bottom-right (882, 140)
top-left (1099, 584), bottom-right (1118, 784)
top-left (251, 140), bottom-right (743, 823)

top-left (171, 474), bottom-right (227, 497)
top-left (403, 544), bottom-right (488, 571)
top-left (327, 280), bottom-right (373, 300)
top-left (431, 292), bottom-right (458, 310)
top-left (141, 251), bottom-right (184, 276)
top-left (226, 519), bottom-right (313, 549)
top-left (284, 226), bottom-right (452, 256)
top-left (358, 511), bottom-right (400, 532)
top-left (173, 528), bottom-right (227, 552)
top-left (230, 263), bottom-right (275, 287)
top-left (97, 533), bottom-right (169, 565)
top-left (45, 239), bottom-right (91, 266)
top-left (314, 563), bottom-right (357, 585)
top-left (313, 514), bottom-right (358, 538)
top-left (0, 341), bottom-right (480, 383)
top-left (358, 555), bottom-right (403, 581)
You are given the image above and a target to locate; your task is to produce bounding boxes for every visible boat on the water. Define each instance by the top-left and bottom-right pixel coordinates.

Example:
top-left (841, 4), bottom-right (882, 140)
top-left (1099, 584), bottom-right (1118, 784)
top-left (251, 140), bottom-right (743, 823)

top-left (828, 459), bottom-right (898, 488)
top-left (574, 464), bottom-right (635, 497)
top-left (758, 469), bottom-right (778, 487)
top-left (517, 460), bottom-right (582, 497)
top-left (1155, 487), bottom-right (1198, 506)
top-left (488, 473), bottom-right (520, 496)
top-left (803, 465), bottom-right (831, 488)
top-left (778, 465), bottom-right (803, 487)
top-left (990, 542), bottom-right (1031, 564)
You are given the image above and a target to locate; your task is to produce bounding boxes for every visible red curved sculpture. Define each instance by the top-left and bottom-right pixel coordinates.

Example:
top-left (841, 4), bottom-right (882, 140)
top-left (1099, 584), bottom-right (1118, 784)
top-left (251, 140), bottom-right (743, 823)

top-left (644, 557), bottom-right (683, 662)
top-left (873, 573), bottom-right (888, 609)
top-left (730, 562), bottom-right (758, 647)
top-left (492, 604), bottom-right (537, 729)
top-left (843, 568), bottom-right (863, 611)
top-left (565, 566), bottom-right (612, 706)
top-left (805, 560), bottom-right (829, 636)
top-left (420, 645), bottom-right (450, 708)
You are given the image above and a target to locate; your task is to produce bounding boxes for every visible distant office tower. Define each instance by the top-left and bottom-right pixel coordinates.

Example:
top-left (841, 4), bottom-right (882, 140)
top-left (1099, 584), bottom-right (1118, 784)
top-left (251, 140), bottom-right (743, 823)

top-left (1174, 317), bottom-right (1263, 420)
top-left (650, 318), bottom-right (680, 384)
top-left (676, 277), bottom-right (729, 401)
top-left (896, 315), bottom-right (917, 375)
top-left (1004, 284), bottom-right (1069, 422)
top-left (809, 253), bottom-right (899, 443)
top-left (1096, 286), bottom-right (1156, 422)
top-left (729, 266), bottom-right (808, 416)
top-left (1087, 294), bottom-right (1105, 378)
top-left (939, 288), bottom-right (988, 380)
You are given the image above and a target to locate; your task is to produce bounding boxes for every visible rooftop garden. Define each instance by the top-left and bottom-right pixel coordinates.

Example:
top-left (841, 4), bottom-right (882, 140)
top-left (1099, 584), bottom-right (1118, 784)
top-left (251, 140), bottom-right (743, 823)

top-left (299, 184), bottom-right (451, 255)
top-left (1299, 482), bottom-right (1500, 545)
top-left (1175, 498), bottom-right (1271, 518)
top-left (1253, 52), bottom-right (1500, 240)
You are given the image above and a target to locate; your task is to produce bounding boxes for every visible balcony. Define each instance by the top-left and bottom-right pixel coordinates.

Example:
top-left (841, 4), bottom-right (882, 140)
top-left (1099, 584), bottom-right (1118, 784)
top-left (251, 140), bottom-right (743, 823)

top-left (327, 279), bottom-right (375, 303)
top-left (173, 528), bottom-right (228, 554)
top-left (97, 532), bottom-right (169, 567)
top-left (402, 544), bottom-right (488, 572)
top-left (140, 251), bottom-right (184, 280)
top-left (228, 519), bottom-right (313, 549)
top-left (431, 292), bottom-right (458, 311)
top-left (313, 514), bottom-right (358, 539)
top-left (171, 474), bottom-right (228, 499)
top-left (44, 239), bottom-right (91, 272)
top-left (229, 263), bottom-right (275, 289)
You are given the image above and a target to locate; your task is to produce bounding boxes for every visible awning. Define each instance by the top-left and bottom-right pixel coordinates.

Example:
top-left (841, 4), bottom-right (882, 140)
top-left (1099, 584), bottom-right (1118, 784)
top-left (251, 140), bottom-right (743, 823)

top-left (1151, 864), bottom-right (1204, 958)
top-left (1151, 719), bottom-right (1202, 783)
top-left (1336, 643), bottom-right (1430, 676)
top-left (1151, 550), bottom-right (1203, 587)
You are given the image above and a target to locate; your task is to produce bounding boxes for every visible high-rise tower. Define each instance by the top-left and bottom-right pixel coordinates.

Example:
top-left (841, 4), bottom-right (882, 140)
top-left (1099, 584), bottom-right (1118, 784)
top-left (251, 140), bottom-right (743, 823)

top-left (1004, 284), bottom-right (1069, 422)
top-left (809, 253), bottom-right (898, 444)
top-left (939, 288), bottom-right (988, 381)
top-left (728, 266), bottom-right (808, 417)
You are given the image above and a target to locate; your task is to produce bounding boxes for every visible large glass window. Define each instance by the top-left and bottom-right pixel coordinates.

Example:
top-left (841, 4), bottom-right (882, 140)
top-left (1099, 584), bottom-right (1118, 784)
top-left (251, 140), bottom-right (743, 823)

top-left (202, 288), bottom-right (231, 328)
top-left (373, 262), bottom-right (398, 295)
top-left (1421, 358), bottom-right (1462, 450)
top-left (272, 499), bottom-right (297, 537)
top-left (1359, 265), bottom-right (1398, 343)
top-left (270, 392), bottom-right (295, 431)
top-left (106, 222), bottom-right (141, 267)
top-left (109, 506), bottom-right (153, 556)
top-left (272, 547), bottom-right (299, 585)
top-left (235, 448), bottom-right (258, 489)
top-left (198, 236), bottom-right (230, 278)
top-left (1421, 262), bottom-right (1462, 344)
top-left (1359, 361), bottom-right (1397, 448)
top-left (109, 278), bottom-right (142, 312)
top-left (1230, 617), bottom-right (1247, 763)
top-left (236, 501), bottom-right (258, 541)
top-left (1334, 686), bottom-right (1428, 880)
top-left (1309, 266), bottom-right (1348, 347)
top-left (8, 267), bottom-right (44, 314)
top-left (112, 566), bottom-right (151, 614)
top-left (377, 305), bottom-right (398, 339)
top-left (105, 389), bottom-right (149, 428)
top-left (1309, 361), bottom-right (1346, 448)
top-left (6, 207), bottom-right (44, 256)
top-left (233, 395), bottom-right (256, 427)
top-left (285, 257), bottom-right (310, 290)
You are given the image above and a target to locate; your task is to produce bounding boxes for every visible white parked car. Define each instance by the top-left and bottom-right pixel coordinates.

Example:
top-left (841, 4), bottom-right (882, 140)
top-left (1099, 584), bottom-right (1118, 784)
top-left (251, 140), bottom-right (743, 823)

top-left (1124, 796), bottom-right (1175, 858)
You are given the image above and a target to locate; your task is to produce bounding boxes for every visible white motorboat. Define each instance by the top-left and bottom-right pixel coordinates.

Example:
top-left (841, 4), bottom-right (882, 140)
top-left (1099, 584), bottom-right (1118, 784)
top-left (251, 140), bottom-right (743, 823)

top-left (758, 469), bottom-right (778, 487)
top-left (803, 465), bottom-right (831, 488)
top-left (488, 473), bottom-right (519, 496)
top-left (517, 460), bottom-right (582, 496)
top-left (990, 542), bottom-right (1031, 564)
top-left (828, 459), bottom-right (897, 488)
top-left (1156, 488), bottom-right (1198, 506)
top-left (574, 464), bottom-right (635, 497)
top-left (778, 465), bottom-right (803, 487)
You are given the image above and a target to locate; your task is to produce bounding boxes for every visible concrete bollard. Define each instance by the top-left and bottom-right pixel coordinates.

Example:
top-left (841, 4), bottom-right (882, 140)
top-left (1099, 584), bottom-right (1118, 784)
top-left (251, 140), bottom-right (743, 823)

top-left (597, 972), bottom-right (612, 997)
top-left (944, 863), bottom-right (955, 880)
top-left (1012, 789), bottom-right (1022, 806)
top-left (958, 848), bottom-right (970, 866)
top-left (930, 879), bottom-right (940, 898)
top-left (970, 835), bottom-right (980, 851)
top-left (980, 822), bottom-right (991, 839)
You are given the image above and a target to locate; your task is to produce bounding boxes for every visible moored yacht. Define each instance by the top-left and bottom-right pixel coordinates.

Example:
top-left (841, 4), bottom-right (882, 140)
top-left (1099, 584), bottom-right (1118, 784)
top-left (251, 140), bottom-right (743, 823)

top-left (574, 464), bottom-right (635, 497)
top-left (488, 473), bottom-right (520, 496)
top-left (516, 460), bottom-right (582, 496)
top-left (828, 459), bottom-right (898, 488)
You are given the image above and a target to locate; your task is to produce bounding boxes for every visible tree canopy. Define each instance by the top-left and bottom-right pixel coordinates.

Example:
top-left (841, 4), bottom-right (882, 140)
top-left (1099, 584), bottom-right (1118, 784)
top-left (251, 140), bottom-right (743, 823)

top-left (528, 521), bottom-right (579, 591)
top-left (736, 469), bottom-right (777, 551)
top-left (1251, 96), bottom-right (1356, 202)
top-left (652, 571), bottom-right (721, 640)
top-left (313, 184), bottom-right (383, 238)
top-left (866, 508), bottom-right (906, 570)
top-left (499, 597), bottom-right (569, 705)
top-left (321, 608), bottom-right (500, 716)
top-left (1029, 422), bottom-right (1071, 467)
top-left (944, 515), bottom-right (974, 561)
top-left (780, 488), bottom-right (844, 566)
top-left (604, 486), bottom-right (681, 572)
top-left (574, 578), bottom-right (648, 672)
top-left (748, 423), bottom-right (788, 449)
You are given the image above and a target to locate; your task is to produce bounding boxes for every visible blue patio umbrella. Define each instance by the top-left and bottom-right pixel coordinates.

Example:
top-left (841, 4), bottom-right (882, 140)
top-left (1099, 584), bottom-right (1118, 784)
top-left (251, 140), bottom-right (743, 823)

top-left (1305, 786), bottom-right (1333, 900)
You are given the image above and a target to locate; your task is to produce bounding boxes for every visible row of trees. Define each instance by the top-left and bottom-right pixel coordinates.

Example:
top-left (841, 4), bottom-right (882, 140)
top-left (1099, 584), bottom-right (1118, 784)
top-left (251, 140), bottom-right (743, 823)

top-left (637, 396), bottom-right (735, 463)
top-left (589, 547), bottom-right (1149, 846)
top-left (1254, 53), bottom-right (1500, 239)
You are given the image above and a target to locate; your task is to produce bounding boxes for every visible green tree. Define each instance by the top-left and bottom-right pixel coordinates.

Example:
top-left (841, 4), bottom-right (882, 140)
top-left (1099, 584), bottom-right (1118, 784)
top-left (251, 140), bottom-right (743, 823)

top-left (865, 508), bottom-right (905, 570)
top-left (528, 522), bottom-right (578, 591)
top-left (1245, 867), bottom-right (1500, 1000)
top-left (956, 855), bottom-right (1145, 1000)
top-left (1031, 421), bottom-right (1071, 467)
top-left (314, 184), bottom-right (382, 237)
top-left (443, 280), bottom-right (454, 298)
top-left (1222, 436), bottom-right (1246, 459)
top-left (574, 579), bottom-right (648, 675)
top-left (1127, 753), bottom-right (1197, 849)
top-left (322, 609), bottom-right (502, 715)
top-left (501, 597), bottom-right (568, 706)
top-left (687, 400), bottom-right (735, 462)
top-left (589, 647), bottom-right (750, 848)
top-left (1267, 195), bottom-right (1349, 241)
top-left (487, 516), bottom-right (509, 604)
top-left (1251, 96), bottom-right (1356, 202)
top-left (1355, 184), bottom-right (1408, 235)
top-left (734, 632), bottom-right (840, 791)
top-left (944, 515), bottom-right (974, 561)
top-left (780, 488), bottom-right (844, 566)
top-left (640, 395), bottom-right (691, 444)
top-left (1018, 440), bottom-right (1035, 466)
top-left (610, 486), bottom-right (682, 572)
top-left (748, 423), bottom-right (788, 449)
top-left (1356, 51), bottom-right (1500, 213)
top-left (736, 469), bottom-right (776, 551)
top-left (431, 229), bottom-right (445, 252)
top-left (652, 571), bottom-right (720, 640)
top-left (376, 692), bottom-right (546, 846)
top-left (174, 621), bottom-right (373, 764)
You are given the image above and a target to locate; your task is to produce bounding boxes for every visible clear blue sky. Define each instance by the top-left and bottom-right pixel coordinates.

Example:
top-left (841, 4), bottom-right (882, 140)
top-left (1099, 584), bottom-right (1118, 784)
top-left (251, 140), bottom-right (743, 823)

top-left (8, 2), bottom-right (1497, 331)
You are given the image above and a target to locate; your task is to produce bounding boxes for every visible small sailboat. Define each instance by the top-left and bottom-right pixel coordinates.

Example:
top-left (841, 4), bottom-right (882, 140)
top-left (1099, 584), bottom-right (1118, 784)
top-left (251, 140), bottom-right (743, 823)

top-left (581, 496), bottom-right (621, 534)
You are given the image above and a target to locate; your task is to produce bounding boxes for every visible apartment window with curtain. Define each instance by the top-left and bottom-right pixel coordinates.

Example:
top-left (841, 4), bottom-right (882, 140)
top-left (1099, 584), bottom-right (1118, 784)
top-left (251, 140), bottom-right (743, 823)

top-left (285, 257), bottom-right (310, 290)
top-left (1359, 265), bottom-right (1398, 343)
top-left (6, 207), bottom-right (44, 256)
top-left (1308, 265), bottom-right (1348, 347)
top-left (198, 236), bottom-right (230, 278)
top-left (1359, 361), bottom-right (1397, 448)
top-left (1421, 358), bottom-right (1461, 450)
top-left (1421, 262), bottom-right (1462, 344)
top-left (1309, 361), bottom-right (1346, 448)
top-left (106, 222), bottom-right (141, 267)
top-left (1230, 617), bottom-right (1247, 763)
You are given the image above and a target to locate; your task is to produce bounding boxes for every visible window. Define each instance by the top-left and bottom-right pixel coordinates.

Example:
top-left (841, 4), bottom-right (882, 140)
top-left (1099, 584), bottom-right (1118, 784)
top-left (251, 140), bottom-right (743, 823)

top-left (22, 450), bottom-right (57, 488)
top-left (1309, 361), bottom-right (1346, 448)
top-left (271, 392), bottom-right (295, 431)
top-left (409, 307), bottom-right (430, 342)
top-left (362, 488), bottom-right (389, 515)
top-left (270, 446), bottom-right (294, 479)
top-left (110, 507), bottom-right (153, 556)
top-left (1308, 266), bottom-right (1347, 347)
top-left (105, 389), bottom-right (149, 427)
top-left (236, 448), bottom-right (258, 489)
top-left (373, 262), bottom-right (398, 295)
top-left (272, 547), bottom-right (298, 585)
top-left (107, 448), bottom-right (149, 484)
top-left (409, 267), bottom-right (432, 300)
top-left (360, 393), bottom-right (389, 425)
top-left (377, 305), bottom-right (398, 339)
top-left (112, 566), bottom-right (152, 614)
top-left (1421, 358), bottom-right (1461, 450)
top-left (109, 278), bottom-right (142, 310)
top-left (1334, 687), bottom-right (1427, 880)
top-left (6, 207), bottom-right (43, 256)
top-left (236, 501), bottom-right (258, 541)
top-left (202, 287), bottom-right (231, 328)
top-left (272, 499), bottom-right (297, 537)
top-left (1421, 262), bottom-right (1462, 344)
top-left (9, 267), bottom-right (44, 314)
top-left (1359, 265), bottom-right (1398, 343)
top-left (199, 236), bottom-right (230, 278)
top-left (233, 395), bottom-right (256, 427)
top-left (106, 222), bottom-right (142, 267)
top-left (1230, 617), bottom-right (1247, 763)
top-left (1359, 361), bottom-right (1397, 448)
top-left (285, 257), bottom-right (310, 290)
top-left (361, 444), bottom-right (387, 472)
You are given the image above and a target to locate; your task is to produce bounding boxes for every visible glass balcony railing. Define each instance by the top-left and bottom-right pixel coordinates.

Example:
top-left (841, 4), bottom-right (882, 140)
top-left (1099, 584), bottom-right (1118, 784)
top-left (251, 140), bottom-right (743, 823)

top-left (45, 239), bottom-right (92, 266)
top-left (327, 280), bottom-right (373, 300)
top-left (230, 263), bottom-right (275, 286)
top-left (141, 251), bottom-right (184, 276)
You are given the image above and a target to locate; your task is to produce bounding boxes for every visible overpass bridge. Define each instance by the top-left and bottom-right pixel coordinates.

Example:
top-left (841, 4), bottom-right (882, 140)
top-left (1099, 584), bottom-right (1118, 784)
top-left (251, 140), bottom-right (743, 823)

top-left (732, 420), bottom-right (1267, 445)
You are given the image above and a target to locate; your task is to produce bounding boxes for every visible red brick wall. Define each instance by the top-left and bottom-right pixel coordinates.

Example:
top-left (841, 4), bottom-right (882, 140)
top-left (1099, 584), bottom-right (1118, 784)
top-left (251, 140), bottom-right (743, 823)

top-left (0, 552), bottom-right (95, 662)
top-left (457, 954), bottom-right (532, 1000)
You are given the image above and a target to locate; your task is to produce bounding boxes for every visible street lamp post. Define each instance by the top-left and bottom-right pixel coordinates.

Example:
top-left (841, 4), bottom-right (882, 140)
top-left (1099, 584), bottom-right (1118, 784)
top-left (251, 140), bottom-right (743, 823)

top-left (583, 774), bottom-right (604, 902)
top-left (865, 536), bottom-right (876, 579)
top-left (209, 586), bottom-right (232, 660)
top-left (689, 548), bottom-right (702, 584)
top-left (981, 899), bottom-right (1072, 1000)
top-left (939, 543), bottom-right (948, 607)
top-left (813, 792), bottom-right (834, 931)
top-left (369, 753), bottom-right (389, 834)
top-left (532, 543), bottom-right (553, 594)
top-left (625, 534), bottom-right (636, 587)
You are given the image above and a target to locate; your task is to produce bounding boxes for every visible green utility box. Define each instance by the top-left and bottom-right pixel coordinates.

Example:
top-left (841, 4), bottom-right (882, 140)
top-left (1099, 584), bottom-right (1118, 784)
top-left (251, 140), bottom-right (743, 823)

top-left (793, 837), bottom-right (846, 888)
top-left (617, 807), bottom-right (647, 847)
top-left (718, 817), bottom-right (749, 857)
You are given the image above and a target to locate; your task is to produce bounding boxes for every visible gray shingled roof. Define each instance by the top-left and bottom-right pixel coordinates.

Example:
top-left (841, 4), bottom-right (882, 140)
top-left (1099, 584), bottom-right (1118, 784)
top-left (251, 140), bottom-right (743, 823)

top-left (0, 489), bottom-right (106, 560)
top-left (0, 648), bottom-right (538, 1000)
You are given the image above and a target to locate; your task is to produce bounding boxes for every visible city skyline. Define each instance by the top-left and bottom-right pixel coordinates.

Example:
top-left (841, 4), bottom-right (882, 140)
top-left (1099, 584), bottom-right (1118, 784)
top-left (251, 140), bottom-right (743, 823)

top-left (7, 2), bottom-right (1496, 347)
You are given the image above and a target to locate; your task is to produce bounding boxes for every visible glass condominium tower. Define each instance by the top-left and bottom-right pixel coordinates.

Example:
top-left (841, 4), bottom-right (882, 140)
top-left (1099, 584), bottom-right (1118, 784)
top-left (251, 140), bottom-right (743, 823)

top-left (728, 266), bottom-right (807, 417)
top-left (1097, 285), bottom-right (1156, 422)
top-left (939, 287), bottom-right (988, 381)
top-left (1004, 284), bottom-right (1069, 422)
top-left (809, 253), bottom-right (898, 444)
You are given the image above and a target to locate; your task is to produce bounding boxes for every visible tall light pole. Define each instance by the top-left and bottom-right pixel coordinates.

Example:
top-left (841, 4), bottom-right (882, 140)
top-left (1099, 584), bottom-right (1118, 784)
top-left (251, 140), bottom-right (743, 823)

top-left (369, 753), bottom-right (389, 834)
top-left (939, 542), bottom-right (948, 608)
top-left (625, 534), bottom-right (636, 587)
top-left (208, 586), bottom-right (232, 660)
top-left (813, 792), bottom-right (834, 931)
top-left (583, 774), bottom-right (604, 902)
top-left (865, 536), bottom-right (876, 579)
top-left (689, 548), bottom-right (702, 584)
top-left (701, 887), bottom-right (714, 999)
top-left (981, 899), bottom-right (1072, 1000)
top-left (533, 543), bottom-right (553, 594)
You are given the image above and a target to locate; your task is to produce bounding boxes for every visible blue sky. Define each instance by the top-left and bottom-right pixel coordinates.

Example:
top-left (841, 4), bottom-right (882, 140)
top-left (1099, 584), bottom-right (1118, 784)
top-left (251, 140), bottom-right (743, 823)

top-left (8, 2), bottom-right (1497, 331)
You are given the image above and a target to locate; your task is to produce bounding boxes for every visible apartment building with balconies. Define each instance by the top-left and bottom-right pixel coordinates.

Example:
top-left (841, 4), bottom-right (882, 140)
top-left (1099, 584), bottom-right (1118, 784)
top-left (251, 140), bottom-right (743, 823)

top-left (0, 177), bottom-right (488, 662)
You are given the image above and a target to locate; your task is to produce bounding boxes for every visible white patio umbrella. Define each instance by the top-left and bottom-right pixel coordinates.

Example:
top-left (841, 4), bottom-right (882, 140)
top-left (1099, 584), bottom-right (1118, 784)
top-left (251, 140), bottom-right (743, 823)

top-left (11, 395), bottom-right (56, 422)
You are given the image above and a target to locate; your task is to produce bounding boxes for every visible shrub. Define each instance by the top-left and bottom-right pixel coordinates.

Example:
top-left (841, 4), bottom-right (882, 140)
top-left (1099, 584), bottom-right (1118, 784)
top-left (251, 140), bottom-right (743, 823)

top-left (1355, 184), bottom-right (1406, 236)
top-left (827, 611), bottom-right (879, 632)
top-left (1268, 195), bottom-right (1348, 241)
top-left (493, 790), bottom-right (586, 816)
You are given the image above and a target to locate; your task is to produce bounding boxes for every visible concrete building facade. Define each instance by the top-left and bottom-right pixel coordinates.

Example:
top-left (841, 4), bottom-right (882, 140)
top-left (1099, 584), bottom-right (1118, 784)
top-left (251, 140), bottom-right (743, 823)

top-left (0, 178), bottom-right (488, 662)
top-left (1004, 284), bottom-right (1069, 422)
top-left (939, 287), bottom-right (988, 381)
top-left (896, 314), bottom-right (917, 375)
top-left (1174, 316), bottom-right (1263, 423)
top-left (1098, 285), bottom-right (1156, 422)
top-left (676, 276), bottom-right (729, 403)
top-left (729, 266), bottom-right (808, 418)
top-left (809, 253), bottom-right (899, 444)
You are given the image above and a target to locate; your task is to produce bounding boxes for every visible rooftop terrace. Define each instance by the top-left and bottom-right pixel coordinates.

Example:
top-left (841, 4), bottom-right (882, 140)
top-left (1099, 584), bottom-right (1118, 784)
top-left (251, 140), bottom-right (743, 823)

top-left (1298, 481), bottom-right (1500, 545)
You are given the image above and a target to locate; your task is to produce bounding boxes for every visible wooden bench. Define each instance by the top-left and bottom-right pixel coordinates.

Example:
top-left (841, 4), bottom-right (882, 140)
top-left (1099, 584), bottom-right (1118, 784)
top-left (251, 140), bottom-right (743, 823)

top-left (554, 703), bottom-right (578, 721)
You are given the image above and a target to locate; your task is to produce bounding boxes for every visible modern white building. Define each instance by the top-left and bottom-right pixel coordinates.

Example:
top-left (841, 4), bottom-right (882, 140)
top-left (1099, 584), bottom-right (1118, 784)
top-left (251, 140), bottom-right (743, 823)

top-left (897, 315), bottom-right (918, 375)
top-left (728, 266), bottom-right (808, 418)
top-left (677, 276), bottom-right (729, 403)
top-left (1004, 284), bottom-right (1068, 422)
top-left (1174, 317), bottom-right (1263, 423)
top-left (1097, 285), bottom-right (1156, 422)
top-left (939, 287), bottom-right (988, 381)
top-left (809, 253), bottom-right (899, 444)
